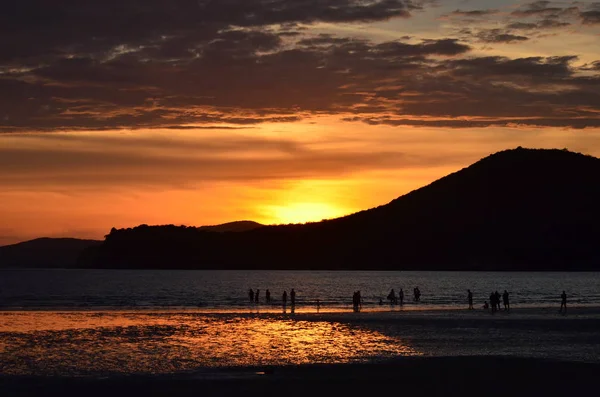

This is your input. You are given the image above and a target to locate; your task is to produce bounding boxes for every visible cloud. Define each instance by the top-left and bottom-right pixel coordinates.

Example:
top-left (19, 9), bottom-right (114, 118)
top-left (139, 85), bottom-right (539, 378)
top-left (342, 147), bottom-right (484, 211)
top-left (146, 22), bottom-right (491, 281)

top-left (475, 30), bottom-right (529, 43)
top-left (510, 1), bottom-right (599, 25)
top-left (511, 1), bottom-right (564, 17)
top-left (0, 1), bottom-right (598, 132)
top-left (447, 9), bottom-right (500, 17)
top-left (581, 10), bottom-right (600, 24)
top-left (0, 132), bottom-right (430, 189)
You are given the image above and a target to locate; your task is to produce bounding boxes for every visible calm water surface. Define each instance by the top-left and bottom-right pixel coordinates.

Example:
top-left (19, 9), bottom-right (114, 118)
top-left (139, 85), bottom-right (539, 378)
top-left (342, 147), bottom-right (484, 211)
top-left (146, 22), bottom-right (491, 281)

top-left (2, 270), bottom-right (600, 376)
top-left (1, 270), bottom-right (598, 310)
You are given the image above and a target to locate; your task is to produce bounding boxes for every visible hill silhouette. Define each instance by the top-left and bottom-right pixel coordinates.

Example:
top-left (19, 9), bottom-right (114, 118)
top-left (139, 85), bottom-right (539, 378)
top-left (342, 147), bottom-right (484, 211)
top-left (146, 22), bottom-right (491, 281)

top-left (0, 238), bottom-right (102, 268)
top-left (198, 221), bottom-right (264, 233)
top-left (79, 148), bottom-right (600, 271)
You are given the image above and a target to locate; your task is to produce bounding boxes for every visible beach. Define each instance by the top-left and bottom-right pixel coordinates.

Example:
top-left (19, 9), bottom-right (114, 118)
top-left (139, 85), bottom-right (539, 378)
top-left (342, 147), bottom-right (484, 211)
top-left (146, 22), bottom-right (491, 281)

top-left (2, 306), bottom-right (600, 396)
top-left (2, 269), bottom-right (600, 396)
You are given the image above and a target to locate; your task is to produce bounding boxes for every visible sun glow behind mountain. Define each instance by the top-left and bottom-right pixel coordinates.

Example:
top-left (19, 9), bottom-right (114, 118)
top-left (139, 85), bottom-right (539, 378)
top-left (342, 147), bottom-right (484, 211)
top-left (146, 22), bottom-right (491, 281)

top-left (0, 1), bottom-right (599, 244)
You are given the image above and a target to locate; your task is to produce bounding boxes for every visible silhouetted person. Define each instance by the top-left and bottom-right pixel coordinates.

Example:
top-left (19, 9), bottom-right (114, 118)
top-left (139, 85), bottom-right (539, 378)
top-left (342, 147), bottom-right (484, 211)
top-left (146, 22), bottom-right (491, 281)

top-left (248, 289), bottom-right (254, 303)
top-left (414, 287), bottom-right (421, 302)
top-left (494, 291), bottom-right (501, 310)
top-left (468, 289), bottom-right (473, 310)
top-left (399, 289), bottom-right (404, 305)
top-left (502, 290), bottom-right (510, 311)
top-left (353, 291), bottom-right (360, 312)
top-left (255, 289), bottom-right (260, 303)
top-left (560, 291), bottom-right (567, 314)
top-left (290, 289), bottom-right (296, 306)
top-left (357, 291), bottom-right (362, 310)
top-left (265, 289), bottom-right (271, 303)
top-left (388, 289), bottom-right (397, 305)
top-left (490, 292), bottom-right (496, 314)
top-left (282, 291), bottom-right (287, 307)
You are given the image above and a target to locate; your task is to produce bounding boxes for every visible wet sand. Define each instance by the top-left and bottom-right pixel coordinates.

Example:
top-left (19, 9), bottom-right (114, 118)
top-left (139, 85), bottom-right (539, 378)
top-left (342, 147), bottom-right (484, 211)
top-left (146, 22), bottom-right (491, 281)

top-left (2, 356), bottom-right (598, 397)
top-left (2, 307), bottom-right (600, 396)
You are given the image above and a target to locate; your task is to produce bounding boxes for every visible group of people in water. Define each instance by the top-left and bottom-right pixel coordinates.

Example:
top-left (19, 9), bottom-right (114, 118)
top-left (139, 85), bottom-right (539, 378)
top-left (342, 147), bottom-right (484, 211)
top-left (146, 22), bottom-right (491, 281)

top-left (478, 290), bottom-right (510, 313)
top-left (379, 287), bottom-right (421, 307)
top-left (246, 287), bottom-right (570, 314)
top-left (248, 288), bottom-right (295, 306)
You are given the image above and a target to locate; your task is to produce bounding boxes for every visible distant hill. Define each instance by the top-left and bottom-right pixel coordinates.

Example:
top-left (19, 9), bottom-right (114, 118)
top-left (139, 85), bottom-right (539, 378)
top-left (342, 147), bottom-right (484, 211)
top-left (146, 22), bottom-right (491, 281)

top-left (0, 238), bottom-right (102, 268)
top-left (199, 221), bottom-right (264, 233)
top-left (80, 148), bottom-right (600, 271)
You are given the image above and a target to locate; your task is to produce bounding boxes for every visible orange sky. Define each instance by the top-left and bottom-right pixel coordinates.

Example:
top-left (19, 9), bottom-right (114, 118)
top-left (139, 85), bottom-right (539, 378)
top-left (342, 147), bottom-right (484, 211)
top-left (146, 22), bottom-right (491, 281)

top-left (2, 119), bottom-right (600, 245)
top-left (1, 1), bottom-right (600, 244)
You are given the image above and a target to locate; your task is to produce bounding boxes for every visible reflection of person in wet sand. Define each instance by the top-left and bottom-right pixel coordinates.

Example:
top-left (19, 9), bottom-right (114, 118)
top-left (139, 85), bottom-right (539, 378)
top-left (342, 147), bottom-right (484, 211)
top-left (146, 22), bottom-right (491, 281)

top-left (560, 291), bottom-right (567, 314)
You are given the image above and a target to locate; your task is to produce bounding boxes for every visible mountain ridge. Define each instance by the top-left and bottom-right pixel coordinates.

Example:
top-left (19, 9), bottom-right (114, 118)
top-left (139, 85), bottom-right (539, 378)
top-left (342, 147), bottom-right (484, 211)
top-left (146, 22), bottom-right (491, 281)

top-left (0, 238), bottom-right (103, 268)
top-left (78, 147), bottom-right (600, 271)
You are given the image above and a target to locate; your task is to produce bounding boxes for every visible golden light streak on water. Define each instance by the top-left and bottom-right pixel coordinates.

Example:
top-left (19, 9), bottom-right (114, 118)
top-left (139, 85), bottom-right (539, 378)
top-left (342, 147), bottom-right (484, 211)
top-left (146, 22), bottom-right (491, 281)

top-left (0, 312), bottom-right (419, 376)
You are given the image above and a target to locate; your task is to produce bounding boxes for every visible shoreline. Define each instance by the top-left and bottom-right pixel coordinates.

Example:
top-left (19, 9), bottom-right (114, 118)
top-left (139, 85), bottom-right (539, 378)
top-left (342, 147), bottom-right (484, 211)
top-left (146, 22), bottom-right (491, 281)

top-left (1, 304), bottom-right (599, 316)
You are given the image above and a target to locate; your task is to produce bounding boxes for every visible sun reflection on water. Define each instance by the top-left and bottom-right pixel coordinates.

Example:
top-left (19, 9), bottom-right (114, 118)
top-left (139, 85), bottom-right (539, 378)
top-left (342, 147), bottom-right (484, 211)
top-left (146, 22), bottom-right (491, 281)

top-left (0, 312), bottom-right (418, 376)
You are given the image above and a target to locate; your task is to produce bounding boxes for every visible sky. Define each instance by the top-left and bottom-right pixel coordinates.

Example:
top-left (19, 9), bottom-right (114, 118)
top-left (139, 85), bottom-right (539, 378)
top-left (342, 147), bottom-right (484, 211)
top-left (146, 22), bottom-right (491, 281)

top-left (1, 0), bottom-right (600, 245)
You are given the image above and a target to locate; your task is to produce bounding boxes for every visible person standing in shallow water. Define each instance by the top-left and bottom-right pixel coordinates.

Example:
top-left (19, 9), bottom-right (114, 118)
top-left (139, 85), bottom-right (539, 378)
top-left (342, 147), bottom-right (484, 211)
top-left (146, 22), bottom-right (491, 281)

top-left (414, 287), bottom-right (421, 302)
top-left (265, 289), bottom-right (271, 303)
top-left (290, 289), bottom-right (296, 306)
top-left (560, 291), bottom-right (567, 314)
top-left (467, 289), bottom-right (473, 310)
top-left (255, 289), bottom-right (260, 303)
top-left (248, 289), bottom-right (254, 303)
top-left (399, 289), bottom-right (404, 306)
top-left (502, 290), bottom-right (510, 311)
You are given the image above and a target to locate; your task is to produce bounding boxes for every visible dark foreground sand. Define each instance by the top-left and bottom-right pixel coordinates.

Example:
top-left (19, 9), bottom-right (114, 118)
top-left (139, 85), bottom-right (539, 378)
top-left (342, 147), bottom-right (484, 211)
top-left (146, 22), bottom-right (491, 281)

top-left (2, 356), bottom-right (598, 397)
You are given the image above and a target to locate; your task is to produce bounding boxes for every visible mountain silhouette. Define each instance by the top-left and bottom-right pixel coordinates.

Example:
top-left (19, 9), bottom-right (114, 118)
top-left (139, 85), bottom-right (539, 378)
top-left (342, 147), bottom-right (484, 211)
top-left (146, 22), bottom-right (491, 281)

top-left (78, 148), bottom-right (600, 271)
top-left (0, 238), bottom-right (102, 268)
top-left (198, 221), bottom-right (264, 233)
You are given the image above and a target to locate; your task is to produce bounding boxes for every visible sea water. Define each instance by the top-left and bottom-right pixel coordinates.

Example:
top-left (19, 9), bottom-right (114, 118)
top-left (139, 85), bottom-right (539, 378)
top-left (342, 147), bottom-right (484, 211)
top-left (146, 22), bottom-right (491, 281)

top-left (1, 269), bottom-right (599, 310)
top-left (1, 270), bottom-right (600, 376)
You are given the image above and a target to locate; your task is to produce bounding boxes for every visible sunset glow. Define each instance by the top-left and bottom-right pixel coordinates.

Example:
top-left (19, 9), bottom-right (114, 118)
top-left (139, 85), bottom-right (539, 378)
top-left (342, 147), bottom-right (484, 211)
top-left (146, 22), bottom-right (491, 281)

top-left (1, 0), bottom-right (600, 244)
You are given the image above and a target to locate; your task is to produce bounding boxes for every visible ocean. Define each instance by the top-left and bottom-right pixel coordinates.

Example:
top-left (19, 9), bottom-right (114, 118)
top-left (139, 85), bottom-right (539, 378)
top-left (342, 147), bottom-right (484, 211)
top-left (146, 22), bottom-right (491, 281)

top-left (1, 269), bottom-right (599, 310)
top-left (1, 270), bottom-right (600, 377)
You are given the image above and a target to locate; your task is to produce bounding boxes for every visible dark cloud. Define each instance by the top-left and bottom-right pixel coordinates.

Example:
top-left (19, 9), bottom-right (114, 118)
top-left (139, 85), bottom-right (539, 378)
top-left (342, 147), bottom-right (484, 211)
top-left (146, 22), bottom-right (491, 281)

top-left (475, 30), bottom-right (529, 43)
top-left (447, 9), bottom-right (499, 17)
top-left (447, 55), bottom-right (577, 78)
top-left (0, 1), bottom-right (598, 132)
top-left (582, 60), bottom-right (600, 71)
top-left (581, 10), bottom-right (600, 24)
top-left (344, 116), bottom-right (600, 129)
top-left (0, 0), bottom-right (415, 62)
top-left (510, 1), bottom-right (598, 25)
top-left (506, 22), bottom-right (539, 30)
top-left (511, 1), bottom-right (564, 17)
